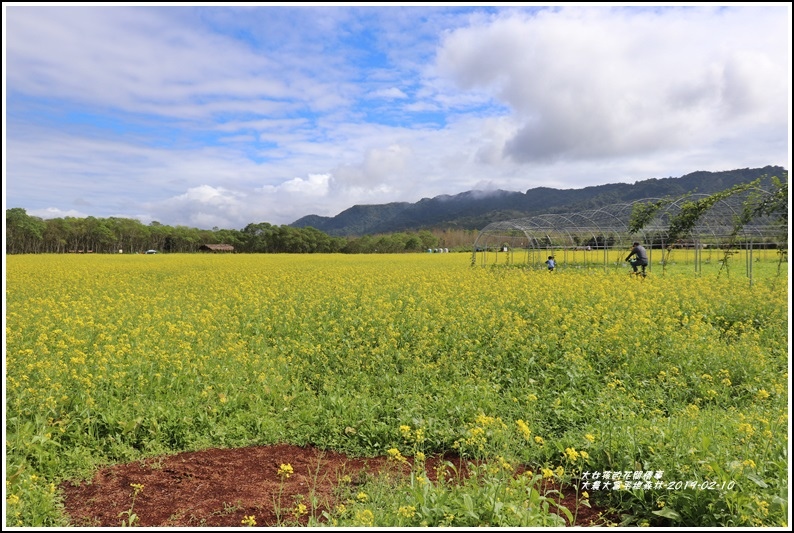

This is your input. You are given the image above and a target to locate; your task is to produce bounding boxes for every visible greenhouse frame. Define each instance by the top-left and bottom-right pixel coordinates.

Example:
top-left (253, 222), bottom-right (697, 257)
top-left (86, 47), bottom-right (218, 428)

top-left (471, 187), bottom-right (787, 280)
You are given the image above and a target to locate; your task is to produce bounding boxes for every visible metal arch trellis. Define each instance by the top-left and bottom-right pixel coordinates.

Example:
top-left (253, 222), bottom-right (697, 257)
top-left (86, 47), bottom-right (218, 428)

top-left (472, 187), bottom-right (786, 281)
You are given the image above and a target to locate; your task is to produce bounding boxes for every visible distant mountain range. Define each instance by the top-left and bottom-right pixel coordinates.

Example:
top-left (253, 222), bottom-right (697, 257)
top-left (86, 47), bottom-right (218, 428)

top-left (290, 166), bottom-right (787, 236)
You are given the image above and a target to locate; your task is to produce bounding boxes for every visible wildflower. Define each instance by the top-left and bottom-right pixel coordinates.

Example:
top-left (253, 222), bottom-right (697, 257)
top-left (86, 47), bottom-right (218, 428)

top-left (278, 463), bottom-right (294, 479)
top-left (756, 499), bottom-right (769, 517)
top-left (415, 451), bottom-right (425, 462)
top-left (584, 433), bottom-right (595, 443)
top-left (398, 505), bottom-right (416, 518)
top-left (742, 459), bottom-right (756, 469)
top-left (738, 423), bottom-right (755, 437)
top-left (6, 494), bottom-right (20, 506)
top-left (555, 466), bottom-right (565, 478)
top-left (241, 515), bottom-right (257, 526)
top-left (387, 447), bottom-right (407, 463)
top-left (516, 419), bottom-right (532, 440)
top-left (564, 447), bottom-right (580, 462)
top-left (399, 425), bottom-right (412, 439)
top-left (756, 389), bottom-right (770, 400)
top-left (335, 503), bottom-right (347, 514)
top-left (541, 467), bottom-right (554, 479)
top-left (534, 436), bottom-right (544, 445)
top-left (293, 502), bottom-right (308, 517)
top-left (130, 483), bottom-right (144, 496)
top-left (356, 491), bottom-right (368, 502)
top-left (354, 509), bottom-right (374, 527)
top-left (582, 491), bottom-right (589, 499)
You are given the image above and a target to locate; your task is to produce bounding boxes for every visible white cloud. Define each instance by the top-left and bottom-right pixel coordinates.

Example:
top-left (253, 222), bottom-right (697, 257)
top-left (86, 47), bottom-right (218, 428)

top-left (27, 207), bottom-right (90, 220)
top-left (260, 174), bottom-right (331, 195)
top-left (368, 87), bottom-right (409, 99)
top-left (435, 6), bottom-right (791, 163)
top-left (5, 5), bottom-right (790, 230)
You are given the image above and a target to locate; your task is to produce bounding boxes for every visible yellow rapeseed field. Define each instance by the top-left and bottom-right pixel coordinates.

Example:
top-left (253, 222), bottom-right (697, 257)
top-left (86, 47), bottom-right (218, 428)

top-left (5, 252), bottom-right (789, 526)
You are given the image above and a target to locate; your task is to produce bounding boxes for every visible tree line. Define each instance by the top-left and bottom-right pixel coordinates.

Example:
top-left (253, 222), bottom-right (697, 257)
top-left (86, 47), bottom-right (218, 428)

top-left (4, 208), bottom-right (471, 255)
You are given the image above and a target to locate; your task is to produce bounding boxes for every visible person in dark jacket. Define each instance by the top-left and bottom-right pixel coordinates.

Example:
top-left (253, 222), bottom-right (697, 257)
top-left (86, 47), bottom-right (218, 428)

top-left (626, 242), bottom-right (648, 276)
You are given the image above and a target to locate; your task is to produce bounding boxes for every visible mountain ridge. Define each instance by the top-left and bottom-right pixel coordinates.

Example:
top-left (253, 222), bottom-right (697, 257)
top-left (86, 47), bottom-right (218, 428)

top-left (290, 166), bottom-right (786, 236)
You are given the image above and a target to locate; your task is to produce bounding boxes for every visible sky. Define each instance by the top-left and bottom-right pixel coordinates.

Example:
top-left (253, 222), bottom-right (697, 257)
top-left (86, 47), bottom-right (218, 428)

top-left (3, 3), bottom-right (792, 230)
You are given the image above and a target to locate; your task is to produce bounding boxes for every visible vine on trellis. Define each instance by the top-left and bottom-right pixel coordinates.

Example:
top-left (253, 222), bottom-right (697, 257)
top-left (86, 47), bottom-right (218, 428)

top-left (628, 174), bottom-right (789, 277)
top-left (737, 174), bottom-right (788, 275)
top-left (627, 197), bottom-right (675, 235)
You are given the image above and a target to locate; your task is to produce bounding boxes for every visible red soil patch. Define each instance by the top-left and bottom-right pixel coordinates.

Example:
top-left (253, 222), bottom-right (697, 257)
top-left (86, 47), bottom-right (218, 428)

top-left (60, 444), bottom-right (607, 527)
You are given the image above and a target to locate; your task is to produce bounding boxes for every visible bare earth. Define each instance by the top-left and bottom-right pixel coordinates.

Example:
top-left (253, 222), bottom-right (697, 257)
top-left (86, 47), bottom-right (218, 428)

top-left (61, 444), bottom-right (607, 527)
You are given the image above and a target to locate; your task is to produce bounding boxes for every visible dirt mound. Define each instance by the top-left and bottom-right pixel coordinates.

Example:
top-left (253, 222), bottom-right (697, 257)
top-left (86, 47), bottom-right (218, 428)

top-left (60, 444), bottom-right (605, 527)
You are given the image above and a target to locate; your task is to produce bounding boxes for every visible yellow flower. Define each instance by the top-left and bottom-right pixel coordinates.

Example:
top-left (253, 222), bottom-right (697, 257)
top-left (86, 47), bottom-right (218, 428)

top-left (6, 494), bottom-right (20, 506)
top-left (278, 463), bottom-right (294, 479)
top-left (516, 419), bottom-right (532, 440)
top-left (293, 502), bottom-right (308, 517)
top-left (387, 447), bottom-right (407, 463)
top-left (534, 436), bottom-right (544, 445)
top-left (130, 483), bottom-right (144, 496)
top-left (541, 467), bottom-right (554, 479)
top-left (564, 447), bottom-right (580, 462)
top-left (398, 505), bottom-right (416, 518)
top-left (584, 433), bottom-right (595, 443)
top-left (241, 515), bottom-right (257, 526)
top-left (356, 491), bottom-right (368, 502)
top-left (497, 455), bottom-right (513, 472)
top-left (756, 389), bottom-right (770, 400)
top-left (354, 509), bottom-right (374, 527)
top-left (738, 423), bottom-right (755, 437)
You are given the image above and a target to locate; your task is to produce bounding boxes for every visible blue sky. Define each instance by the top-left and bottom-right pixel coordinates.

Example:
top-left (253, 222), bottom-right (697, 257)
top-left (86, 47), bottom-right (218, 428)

top-left (3, 3), bottom-right (791, 229)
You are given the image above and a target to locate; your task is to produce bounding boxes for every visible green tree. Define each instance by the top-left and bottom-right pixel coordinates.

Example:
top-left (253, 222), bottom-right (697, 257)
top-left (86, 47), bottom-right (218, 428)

top-left (6, 208), bottom-right (45, 253)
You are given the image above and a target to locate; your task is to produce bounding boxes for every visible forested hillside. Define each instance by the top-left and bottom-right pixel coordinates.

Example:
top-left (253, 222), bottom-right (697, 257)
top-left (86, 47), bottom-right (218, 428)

top-left (6, 166), bottom-right (785, 254)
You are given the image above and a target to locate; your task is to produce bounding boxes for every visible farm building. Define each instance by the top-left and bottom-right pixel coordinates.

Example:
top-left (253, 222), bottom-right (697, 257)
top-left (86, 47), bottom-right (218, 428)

top-left (199, 244), bottom-right (235, 253)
